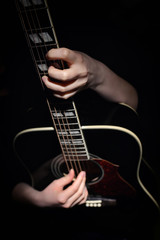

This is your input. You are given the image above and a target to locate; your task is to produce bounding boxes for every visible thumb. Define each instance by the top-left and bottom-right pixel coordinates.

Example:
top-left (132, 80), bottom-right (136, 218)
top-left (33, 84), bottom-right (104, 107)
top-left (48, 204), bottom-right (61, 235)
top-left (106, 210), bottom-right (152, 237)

top-left (58, 169), bottom-right (75, 188)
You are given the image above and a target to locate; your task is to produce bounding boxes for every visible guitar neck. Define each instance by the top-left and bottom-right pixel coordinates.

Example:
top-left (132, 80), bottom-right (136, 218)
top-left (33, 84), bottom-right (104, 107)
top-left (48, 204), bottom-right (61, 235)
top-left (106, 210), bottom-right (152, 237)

top-left (15, 0), bottom-right (90, 164)
top-left (15, 0), bottom-right (59, 81)
top-left (51, 100), bottom-right (89, 162)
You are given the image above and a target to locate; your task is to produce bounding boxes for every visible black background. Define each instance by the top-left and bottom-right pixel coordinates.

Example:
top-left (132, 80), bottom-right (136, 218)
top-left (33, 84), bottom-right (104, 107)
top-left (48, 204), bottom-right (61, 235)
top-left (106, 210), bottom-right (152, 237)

top-left (0, 0), bottom-right (160, 239)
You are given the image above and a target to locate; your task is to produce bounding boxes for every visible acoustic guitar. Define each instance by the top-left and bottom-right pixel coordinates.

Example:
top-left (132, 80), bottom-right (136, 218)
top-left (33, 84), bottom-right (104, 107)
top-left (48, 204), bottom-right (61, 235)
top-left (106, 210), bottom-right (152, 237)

top-left (14, 0), bottom-right (159, 209)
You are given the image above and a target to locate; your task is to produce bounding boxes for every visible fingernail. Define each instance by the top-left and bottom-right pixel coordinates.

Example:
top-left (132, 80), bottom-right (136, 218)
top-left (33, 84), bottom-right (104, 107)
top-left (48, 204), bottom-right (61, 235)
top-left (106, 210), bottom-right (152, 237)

top-left (42, 76), bottom-right (47, 81)
top-left (69, 169), bottom-right (74, 175)
top-left (81, 171), bottom-right (86, 177)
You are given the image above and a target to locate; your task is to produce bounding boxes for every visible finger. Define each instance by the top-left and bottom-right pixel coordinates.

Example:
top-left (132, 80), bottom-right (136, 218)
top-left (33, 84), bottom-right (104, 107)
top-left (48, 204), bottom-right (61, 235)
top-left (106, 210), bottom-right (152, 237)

top-left (46, 48), bottom-right (78, 64)
top-left (42, 76), bottom-right (78, 99)
top-left (52, 81), bottom-right (86, 99)
top-left (53, 90), bottom-right (78, 99)
top-left (60, 171), bottom-right (86, 204)
top-left (56, 169), bottom-right (75, 189)
top-left (71, 187), bottom-right (88, 207)
top-left (62, 172), bottom-right (87, 207)
top-left (48, 66), bottom-right (78, 81)
top-left (42, 75), bottom-right (87, 93)
top-left (42, 75), bottom-right (77, 90)
top-left (79, 188), bottom-right (88, 205)
top-left (42, 75), bottom-right (78, 99)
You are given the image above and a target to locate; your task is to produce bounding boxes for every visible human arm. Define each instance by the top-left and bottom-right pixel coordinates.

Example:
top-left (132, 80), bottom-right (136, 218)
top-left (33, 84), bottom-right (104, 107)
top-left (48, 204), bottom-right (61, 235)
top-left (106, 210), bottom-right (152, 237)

top-left (42, 47), bottom-right (138, 110)
top-left (12, 169), bottom-right (88, 208)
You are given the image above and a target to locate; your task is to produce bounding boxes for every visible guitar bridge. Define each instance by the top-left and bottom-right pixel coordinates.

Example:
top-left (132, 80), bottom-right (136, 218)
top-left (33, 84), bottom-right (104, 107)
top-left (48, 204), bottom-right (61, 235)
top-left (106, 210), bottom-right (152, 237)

top-left (86, 196), bottom-right (117, 207)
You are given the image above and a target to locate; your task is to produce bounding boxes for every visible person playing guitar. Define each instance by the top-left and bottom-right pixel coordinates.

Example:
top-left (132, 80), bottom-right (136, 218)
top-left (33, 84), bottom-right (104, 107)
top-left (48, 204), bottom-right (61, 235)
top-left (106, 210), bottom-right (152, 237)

top-left (12, 47), bottom-right (138, 208)
top-left (9, 1), bottom-right (159, 239)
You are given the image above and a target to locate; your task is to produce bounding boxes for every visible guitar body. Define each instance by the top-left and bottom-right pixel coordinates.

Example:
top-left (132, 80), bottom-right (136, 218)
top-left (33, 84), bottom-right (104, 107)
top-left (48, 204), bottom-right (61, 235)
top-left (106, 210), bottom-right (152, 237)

top-left (14, 100), bottom-right (149, 207)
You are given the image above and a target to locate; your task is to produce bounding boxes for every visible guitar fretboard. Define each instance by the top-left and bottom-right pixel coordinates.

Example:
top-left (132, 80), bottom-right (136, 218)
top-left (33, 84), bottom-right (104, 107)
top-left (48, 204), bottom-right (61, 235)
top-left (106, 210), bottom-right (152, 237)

top-left (51, 101), bottom-right (89, 161)
top-left (15, 0), bottom-right (59, 79)
top-left (15, 0), bottom-right (90, 166)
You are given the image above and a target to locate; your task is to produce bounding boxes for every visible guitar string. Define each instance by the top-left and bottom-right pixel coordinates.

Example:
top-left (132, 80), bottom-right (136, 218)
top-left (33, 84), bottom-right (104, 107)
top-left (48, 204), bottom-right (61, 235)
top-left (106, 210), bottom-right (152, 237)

top-left (15, 0), bottom-right (48, 102)
top-left (53, 107), bottom-right (78, 174)
top-left (38, 0), bottom-right (83, 175)
top-left (16, 0), bottom-right (46, 90)
top-left (64, 107), bottom-right (83, 174)
top-left (17, 0), bottom-right (83, 175)
top-left (19, 0), bottom-right (71, 174)
top-left (39, 0), bottom-right (82, 175)
top-left (16, 0), bottom-right (69, 171)
top-left (16, 0), bottom-right (86, 179)
top-left (56, 105), bottom-right (83, 175)
top-left (32, 1), bottom-right (74, 174)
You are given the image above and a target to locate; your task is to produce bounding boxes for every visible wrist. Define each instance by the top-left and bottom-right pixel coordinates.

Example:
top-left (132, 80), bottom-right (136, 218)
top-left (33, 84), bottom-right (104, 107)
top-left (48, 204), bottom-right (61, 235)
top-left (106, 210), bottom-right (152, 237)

top-left (89, 59), bottom-right (106, 91)
top-left (84, 54), bottom-right (105, 91)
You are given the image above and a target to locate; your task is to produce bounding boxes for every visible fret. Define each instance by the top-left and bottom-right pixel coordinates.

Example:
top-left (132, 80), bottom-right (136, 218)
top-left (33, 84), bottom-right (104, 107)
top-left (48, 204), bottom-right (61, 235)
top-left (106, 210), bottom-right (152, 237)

top-left (52, 109), bottom-right (76, 116)
top-left (63, 149), bottom-right (86, 153)
top-left (27, 26), bottom-right (55, 32)
top-left (65, 155), bottom-right (88, 160)
top-left (19, 6), bottom-right (47, 11)
top-left (64, 155), bottom-right (88, 159)
top-left (19, 5), bottom-right (46, 11)
top-left (39, 71), bottom-right (48, 76)
top-left (55, 124), bottom-right (79, 130)
top-left (52, 111), bottom-right (79, 125)
top-left (36, 59), bottom-right (47, 64)
top-left (54, 116), bottom-right (78, 121)
top-left (31, 44), bottom-right (57, 61)
top-left (55, 124), bottom-right (80, 130)
top-left (64, 147), bottom-right (86, 151)
top-left (53, 115), bottom-right (78, 122)
top-left (61, 142), bottom-right (85, 147)
top-left (58, 130), bottom-right (82, 135)
top-left (69, 130), bottom-right (81, 134)
top-left (59, 136), bottom-right (83, 142)
top-left (61, 143), bottom-right (86, 149)
top-left (58, 131), bottom-right (81, 136)
top-left (61, 139), bottom-right (84, 144)
top-left (65, 154), bottom-right (87, 157)
top-left (20, 9), bottom-right (50, 30)
top-left (59, 134), bottom-right (82, 139)
top-left (19, 0), bottom-right (45, 8)
top-left (58, 121), bottom-right (78, 129)
top-left (32, 43), bottom-right (57, 47)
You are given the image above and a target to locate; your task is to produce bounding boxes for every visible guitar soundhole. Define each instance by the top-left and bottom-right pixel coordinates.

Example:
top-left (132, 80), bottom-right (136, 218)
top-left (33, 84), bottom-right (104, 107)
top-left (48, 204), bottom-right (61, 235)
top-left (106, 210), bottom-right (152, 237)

top-left (51, 154), bottom-right (104, 185)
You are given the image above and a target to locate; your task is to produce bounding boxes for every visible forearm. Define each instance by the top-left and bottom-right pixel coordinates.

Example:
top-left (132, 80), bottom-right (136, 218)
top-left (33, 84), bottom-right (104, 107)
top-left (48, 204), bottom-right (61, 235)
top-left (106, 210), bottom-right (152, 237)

top-left (12, 183), bottom-right (42, 206)
top-left (86, 55), bottom-right (138, 110)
